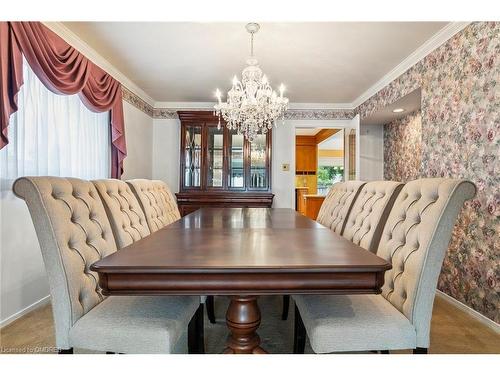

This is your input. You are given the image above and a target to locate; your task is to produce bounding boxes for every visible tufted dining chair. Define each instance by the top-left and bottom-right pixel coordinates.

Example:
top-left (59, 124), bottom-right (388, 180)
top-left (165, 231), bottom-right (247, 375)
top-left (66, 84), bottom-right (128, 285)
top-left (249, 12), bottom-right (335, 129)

top-left (282, 180), bottom-right (366, 320)
top-left (293, 178), bottom-right (476, 354)
top-left (316, 180), bottom-right (366, 234)
top-left (342, 181), bottom-right (404, 253)
top-left (126, 179), bottom-right (181, 232)
top-left (126, 179), bottom-right (216, 323)
top-left (92, 179), bottom-right (151, 249)
top-left (13, 176), bottom-right (203, 354)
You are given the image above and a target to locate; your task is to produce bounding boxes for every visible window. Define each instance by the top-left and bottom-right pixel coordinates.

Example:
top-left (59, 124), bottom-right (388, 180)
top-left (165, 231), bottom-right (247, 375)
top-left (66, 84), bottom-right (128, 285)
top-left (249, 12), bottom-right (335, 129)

top-left (0, 59), bottom-right (110, 190)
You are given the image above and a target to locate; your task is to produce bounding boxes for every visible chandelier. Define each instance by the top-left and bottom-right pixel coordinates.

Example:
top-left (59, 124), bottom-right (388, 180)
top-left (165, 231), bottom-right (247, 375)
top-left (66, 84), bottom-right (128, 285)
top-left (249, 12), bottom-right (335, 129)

top-left (214, 23), bottom-right (289, 142)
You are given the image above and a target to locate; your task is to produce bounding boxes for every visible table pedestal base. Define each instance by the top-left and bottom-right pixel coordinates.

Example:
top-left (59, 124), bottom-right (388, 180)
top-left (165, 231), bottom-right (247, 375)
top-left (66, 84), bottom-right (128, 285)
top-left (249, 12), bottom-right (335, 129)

top-left (224, 296), bottom-right (267, 354)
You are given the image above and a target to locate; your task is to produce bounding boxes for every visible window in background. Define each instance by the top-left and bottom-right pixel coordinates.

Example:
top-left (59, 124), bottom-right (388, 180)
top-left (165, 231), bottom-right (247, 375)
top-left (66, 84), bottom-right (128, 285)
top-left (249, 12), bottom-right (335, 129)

top-left (0, 59), bottom-right (110, 190)
top-left (317, 166), bottom-right (344, 195)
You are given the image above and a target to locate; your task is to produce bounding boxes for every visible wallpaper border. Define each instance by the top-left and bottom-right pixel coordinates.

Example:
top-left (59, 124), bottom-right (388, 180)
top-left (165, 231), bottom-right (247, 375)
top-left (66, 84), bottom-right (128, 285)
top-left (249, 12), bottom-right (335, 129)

top-left (122, 86), bottom-right (356, 121)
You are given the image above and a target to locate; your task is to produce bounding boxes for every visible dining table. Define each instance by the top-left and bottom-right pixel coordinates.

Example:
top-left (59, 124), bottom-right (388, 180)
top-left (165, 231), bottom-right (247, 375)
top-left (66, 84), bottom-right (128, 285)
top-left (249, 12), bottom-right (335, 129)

top-left (91, 207), bottom-right (392, 354)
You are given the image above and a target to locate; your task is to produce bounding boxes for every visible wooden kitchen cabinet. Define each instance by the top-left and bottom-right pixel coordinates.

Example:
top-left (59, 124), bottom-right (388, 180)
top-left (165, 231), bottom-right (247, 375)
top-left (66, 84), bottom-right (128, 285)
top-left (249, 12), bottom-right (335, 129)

top-left (295, 136), bottom-right (317, 173)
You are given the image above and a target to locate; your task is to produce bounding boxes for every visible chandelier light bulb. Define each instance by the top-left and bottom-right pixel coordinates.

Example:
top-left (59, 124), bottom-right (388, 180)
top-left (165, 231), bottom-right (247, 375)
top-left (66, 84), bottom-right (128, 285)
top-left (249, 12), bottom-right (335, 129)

top-left (232, 76), bottom-right (238, 86)
top-left (215, 89), bottom-right (222, 104)
top-left (279, 84), bottom-right (285, 97)
top-left (262, 75), bottom-right (268, 84)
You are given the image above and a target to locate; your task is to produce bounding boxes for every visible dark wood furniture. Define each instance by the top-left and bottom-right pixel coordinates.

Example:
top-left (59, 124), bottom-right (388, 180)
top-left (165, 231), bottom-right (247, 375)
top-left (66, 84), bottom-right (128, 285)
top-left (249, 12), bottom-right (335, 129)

top-left (176, 111), bottom-right (274, 217)
top-left (91, 208), bottom-right (391, 354)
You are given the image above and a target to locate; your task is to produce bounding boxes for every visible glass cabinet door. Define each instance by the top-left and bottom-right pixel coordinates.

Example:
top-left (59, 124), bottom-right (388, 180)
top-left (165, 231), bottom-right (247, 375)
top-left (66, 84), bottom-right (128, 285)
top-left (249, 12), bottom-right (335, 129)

top-left (207, 126), bottom-right (224, 188)
top-left (228, 131), bottom-right (245, 188)
top-left (249, 134), bottom-right (268, 189)
top-left (183, 125), bottom-right (202, 188)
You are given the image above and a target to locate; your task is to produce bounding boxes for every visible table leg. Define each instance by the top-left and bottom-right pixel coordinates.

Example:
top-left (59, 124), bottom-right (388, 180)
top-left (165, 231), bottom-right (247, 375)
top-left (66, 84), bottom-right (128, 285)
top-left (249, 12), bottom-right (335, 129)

top-left (224, 296), bottom-right (267, 354)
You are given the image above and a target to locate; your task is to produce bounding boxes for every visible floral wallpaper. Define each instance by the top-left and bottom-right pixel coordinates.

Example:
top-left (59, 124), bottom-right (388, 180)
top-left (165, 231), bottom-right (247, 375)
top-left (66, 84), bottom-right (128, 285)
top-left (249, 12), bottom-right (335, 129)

top-left (358, 22), bottom-right (499, 323)
top-left (383, 110), bottom-right (422, 182)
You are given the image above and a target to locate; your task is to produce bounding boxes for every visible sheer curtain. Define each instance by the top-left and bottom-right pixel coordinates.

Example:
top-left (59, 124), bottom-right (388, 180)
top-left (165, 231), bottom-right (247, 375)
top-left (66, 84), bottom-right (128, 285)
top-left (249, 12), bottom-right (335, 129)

top-left (0, 59), bottom-right (110, 190)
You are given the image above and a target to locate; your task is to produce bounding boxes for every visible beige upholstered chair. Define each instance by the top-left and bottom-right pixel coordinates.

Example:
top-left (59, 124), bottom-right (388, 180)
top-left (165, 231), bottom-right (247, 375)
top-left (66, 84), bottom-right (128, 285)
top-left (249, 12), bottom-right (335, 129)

top-left (92, 179), bottom-right (151, 249)
top-left (316, 180), bottom-right (366, 234)
top-left (13, 176), bottom-right (203, 354)
top-left (283, 181), bottom-right (366, 321)
top-left (294, 178), bottom-right (476, 354)
top-left (342, 181), bottom-right (404, 253)
top-left (126, 178), bottom-right (215, 323)
top-left (126, 179), bottom-right (180, 232)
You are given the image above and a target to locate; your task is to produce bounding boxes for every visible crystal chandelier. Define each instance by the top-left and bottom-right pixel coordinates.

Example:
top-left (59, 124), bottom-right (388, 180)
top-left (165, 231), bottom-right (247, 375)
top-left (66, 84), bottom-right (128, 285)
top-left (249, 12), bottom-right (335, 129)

top-left (214, 23), bottom-right (289, 142)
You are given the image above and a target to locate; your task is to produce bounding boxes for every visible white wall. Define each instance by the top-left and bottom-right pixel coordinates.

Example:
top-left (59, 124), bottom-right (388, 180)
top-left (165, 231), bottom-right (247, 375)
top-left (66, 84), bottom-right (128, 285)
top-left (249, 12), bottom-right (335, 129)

top-left (151, 119), bottom-right (181, 192)
top-left (121, 101), bottom-right (154, 180)
top-left (359, 124), bottom-right (384, 181)
top-left (0, 100), bottom-right (154, 326)
top-left (0, 191), bottom-right (49, 326)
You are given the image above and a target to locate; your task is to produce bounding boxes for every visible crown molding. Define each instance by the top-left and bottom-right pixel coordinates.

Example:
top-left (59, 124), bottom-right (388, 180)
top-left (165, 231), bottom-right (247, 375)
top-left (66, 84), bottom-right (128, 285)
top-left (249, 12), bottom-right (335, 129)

top-left (42, 22), bottom-right (155, 107)
top-left (351, 21), bottom-right (471, 108)
top-left (43, 21), bottom-right (470, 117)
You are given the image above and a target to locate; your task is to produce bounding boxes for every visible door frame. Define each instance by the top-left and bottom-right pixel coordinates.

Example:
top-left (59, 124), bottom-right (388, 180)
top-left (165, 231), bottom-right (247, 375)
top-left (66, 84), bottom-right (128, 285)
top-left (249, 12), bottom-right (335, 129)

top-left (278, 117), bottom-right (360, 209)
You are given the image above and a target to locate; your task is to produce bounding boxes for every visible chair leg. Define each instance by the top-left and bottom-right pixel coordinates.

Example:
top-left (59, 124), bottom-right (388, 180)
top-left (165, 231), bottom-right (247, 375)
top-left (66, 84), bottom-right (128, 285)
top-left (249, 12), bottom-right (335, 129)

top-left (413, 347), bottom-right (428, 354)
top-left (188, 304), bottom-right (205, 354)
top-left (206, 296), bottom-right (216, 324)
top-left (58, 348), bottom-right (73, 354)
top-left (282, 295), bottom-right (290, 320)
top-left (293, 306), bottom-right (306, 354)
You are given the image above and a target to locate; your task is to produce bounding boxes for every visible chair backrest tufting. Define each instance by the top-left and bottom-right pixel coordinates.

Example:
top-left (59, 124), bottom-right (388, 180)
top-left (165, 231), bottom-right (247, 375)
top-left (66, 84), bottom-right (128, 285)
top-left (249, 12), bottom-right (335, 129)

top-left (316, 180), bottom-right (366, 234)
top-left (342, 181), bottom-right (404, 253)
top-left (13, 176), bottom-right (117, 348)
top-left (376, 178), bottom-right (476, 347)
top-left (92, 179), bottom-right (150, 249)
top-left (127, 179), bottom-right (180, 233)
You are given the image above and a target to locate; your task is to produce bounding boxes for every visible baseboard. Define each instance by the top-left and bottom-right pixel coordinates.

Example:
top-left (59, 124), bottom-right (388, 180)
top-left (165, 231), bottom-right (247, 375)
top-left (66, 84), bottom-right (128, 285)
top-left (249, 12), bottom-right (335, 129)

top-left (0, 295), bottom-right (51, 329)
top-left (436, 290), bottom-right (500, 334)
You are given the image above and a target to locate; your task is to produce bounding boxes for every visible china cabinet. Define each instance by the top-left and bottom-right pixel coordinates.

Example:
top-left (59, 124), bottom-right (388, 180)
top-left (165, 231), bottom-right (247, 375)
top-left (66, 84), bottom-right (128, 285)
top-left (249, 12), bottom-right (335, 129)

top-left (176, 111), bottom-right (273, 216)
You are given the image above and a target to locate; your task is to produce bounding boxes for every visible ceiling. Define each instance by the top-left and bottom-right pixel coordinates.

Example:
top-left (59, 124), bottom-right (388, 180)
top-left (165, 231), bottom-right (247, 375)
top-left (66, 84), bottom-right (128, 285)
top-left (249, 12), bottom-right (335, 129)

top-left (361, 88), bottom-right (421, 125)
top-left (319, 131), bottom-right (343, 150)
top-left (295, 128), bottom-right (323, 136)
top-left (63, 22), bottom-right (448, 103)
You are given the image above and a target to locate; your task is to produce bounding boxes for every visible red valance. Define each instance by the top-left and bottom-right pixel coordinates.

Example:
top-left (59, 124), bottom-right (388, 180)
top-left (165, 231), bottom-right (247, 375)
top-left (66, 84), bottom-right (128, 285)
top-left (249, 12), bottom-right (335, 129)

top-left (0, 22), bottom-right (126, 178)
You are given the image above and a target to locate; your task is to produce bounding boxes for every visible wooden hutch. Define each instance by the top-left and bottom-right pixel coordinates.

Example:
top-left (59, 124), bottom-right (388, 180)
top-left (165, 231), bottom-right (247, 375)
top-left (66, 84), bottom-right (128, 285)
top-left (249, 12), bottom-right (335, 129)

top-left (175, 111), bottom-right (274, 216)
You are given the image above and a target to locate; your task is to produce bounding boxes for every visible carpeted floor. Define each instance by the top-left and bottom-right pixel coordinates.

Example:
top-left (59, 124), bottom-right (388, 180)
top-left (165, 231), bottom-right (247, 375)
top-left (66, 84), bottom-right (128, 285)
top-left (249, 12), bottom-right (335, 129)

top-left (1, 294), bottom-right (499, 354)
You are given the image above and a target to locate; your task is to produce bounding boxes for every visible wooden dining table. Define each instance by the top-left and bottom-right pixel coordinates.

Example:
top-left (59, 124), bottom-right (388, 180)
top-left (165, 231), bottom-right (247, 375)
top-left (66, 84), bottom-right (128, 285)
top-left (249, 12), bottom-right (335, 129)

top-left (91, 208), bottom-right (392, 354)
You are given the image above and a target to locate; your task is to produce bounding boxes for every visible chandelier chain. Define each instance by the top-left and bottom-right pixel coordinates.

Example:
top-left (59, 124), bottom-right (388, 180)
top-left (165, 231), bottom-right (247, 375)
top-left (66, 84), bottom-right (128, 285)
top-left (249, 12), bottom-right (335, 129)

top-left (250, 32), bottom-right (254, 57)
